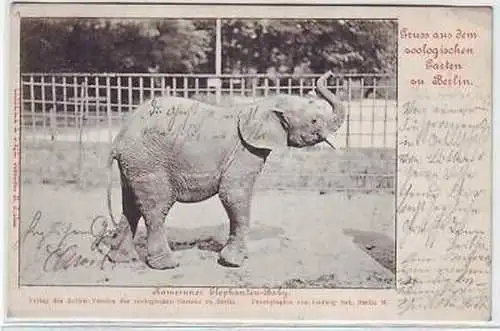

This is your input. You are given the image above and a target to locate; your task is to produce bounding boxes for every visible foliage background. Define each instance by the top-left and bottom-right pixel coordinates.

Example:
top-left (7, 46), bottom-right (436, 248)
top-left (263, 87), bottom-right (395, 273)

top-left (21, 18), bottom-right (397, 75)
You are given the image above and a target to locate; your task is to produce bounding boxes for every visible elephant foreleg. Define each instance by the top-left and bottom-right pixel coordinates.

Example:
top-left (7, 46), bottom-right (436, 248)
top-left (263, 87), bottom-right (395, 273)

top-left (131, 173), bottom-right (179, 270)
top-left (218, 182), bottom-right (254, 267)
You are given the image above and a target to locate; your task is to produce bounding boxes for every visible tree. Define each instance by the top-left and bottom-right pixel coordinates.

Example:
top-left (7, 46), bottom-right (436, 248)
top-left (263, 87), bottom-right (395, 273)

top-left (20, 18), bottom-right (396, 75)
top-left (21, 18), bottom-right (212, 73)
top-left (220, 19), bottom-right (397, 75)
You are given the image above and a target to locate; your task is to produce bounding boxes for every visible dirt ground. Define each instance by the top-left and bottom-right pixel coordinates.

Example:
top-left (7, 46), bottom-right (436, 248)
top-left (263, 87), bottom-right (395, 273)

top-left (18, 183), bottom-right (395, 288)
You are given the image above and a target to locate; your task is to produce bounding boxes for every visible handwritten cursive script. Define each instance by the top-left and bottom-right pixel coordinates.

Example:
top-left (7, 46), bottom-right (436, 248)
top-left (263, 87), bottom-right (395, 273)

top-left (20, 211), bottom-right (131, 273)
top-left (397, 99), bottom-right (490, 316)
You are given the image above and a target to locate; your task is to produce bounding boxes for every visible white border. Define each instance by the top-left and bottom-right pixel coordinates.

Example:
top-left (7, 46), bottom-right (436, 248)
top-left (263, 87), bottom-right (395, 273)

top-left (0, 0), bottom-right (497, 328)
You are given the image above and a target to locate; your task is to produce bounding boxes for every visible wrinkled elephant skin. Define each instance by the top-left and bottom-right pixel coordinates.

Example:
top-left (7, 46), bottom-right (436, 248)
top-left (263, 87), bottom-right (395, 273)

top-left (106, 71), bottom-right (345, 269)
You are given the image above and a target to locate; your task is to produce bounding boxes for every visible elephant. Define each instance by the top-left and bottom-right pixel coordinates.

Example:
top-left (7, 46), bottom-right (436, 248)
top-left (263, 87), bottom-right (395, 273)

top-left (105, 70), bottom-right (346, 269)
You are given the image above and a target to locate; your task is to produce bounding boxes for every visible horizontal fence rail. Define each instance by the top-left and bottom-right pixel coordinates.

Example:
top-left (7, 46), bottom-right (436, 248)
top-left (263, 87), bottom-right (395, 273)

top-left (20, 72), bottom-right (396, 194)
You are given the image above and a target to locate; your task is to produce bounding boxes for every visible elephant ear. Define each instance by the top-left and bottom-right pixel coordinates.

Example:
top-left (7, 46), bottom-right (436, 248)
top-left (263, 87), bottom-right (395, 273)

top-left (237, 106), bottom-right (288, 150)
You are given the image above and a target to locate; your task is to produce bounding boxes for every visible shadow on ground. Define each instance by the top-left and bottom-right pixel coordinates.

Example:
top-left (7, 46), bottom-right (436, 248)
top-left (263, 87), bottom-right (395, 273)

top-left (132, 223), bottom-right (284, 259)
top-left (343, 228), bottom-right (396, 274)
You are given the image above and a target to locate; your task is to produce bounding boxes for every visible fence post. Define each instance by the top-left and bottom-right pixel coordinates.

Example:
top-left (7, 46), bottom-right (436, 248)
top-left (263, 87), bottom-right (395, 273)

top-left (77, 82), bottom-right (87, 186)
top-left (139, 76), bottom-right (144, 103)
top-left (106, 75), bottom-right (112, 146)
top-left (95, 76), bottom-right (100, 132)
top-left (346, 77), bottom-right (352, 200)
top-left (50, 106), bottom-right (56, 141)
top-left (51, 75), bottom-right (56, 124)
top-left (63, 76), bottom-right (68, 127)
top-left (150, 76), bottom-right (155, 99)
top-left (73, 75), bottom-right (78, 130)
top-left (346, 77), bottom-right (351, 150)
top-left (215, 78), bottom-right (221, 104)
top-left (215, 19), bottom-right (222, 104)
top-left (117, 76), bottom-right (122, 121)
top-left (183, 77), bottom-right (188, 98)
top-left (371, 77), bottom-right (377, 147)
top-left (41, 76), bottom-right (46, 129)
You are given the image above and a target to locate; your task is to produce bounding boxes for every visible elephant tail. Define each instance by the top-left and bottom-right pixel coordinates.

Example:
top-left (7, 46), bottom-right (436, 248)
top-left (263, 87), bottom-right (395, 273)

top-left (106, 150), bottom-right (118, 226)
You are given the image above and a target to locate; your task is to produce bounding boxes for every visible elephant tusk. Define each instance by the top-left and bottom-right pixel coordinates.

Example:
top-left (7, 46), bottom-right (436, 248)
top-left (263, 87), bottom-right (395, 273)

top-left (324, 138), bottom-right (336, 150)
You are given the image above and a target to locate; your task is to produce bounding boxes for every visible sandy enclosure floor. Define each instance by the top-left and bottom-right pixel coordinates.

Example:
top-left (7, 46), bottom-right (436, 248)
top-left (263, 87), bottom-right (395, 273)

top-left (18, 183), bottom-right (395, 288)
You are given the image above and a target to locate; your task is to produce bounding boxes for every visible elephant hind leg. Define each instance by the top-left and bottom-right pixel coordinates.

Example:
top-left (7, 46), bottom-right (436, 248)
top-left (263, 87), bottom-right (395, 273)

top-left (122, 173), bottom-right (142, 237)
top-left (107, 174), bottom-right (142, 263)
top-left (131, 172), bottom-right (179, 270)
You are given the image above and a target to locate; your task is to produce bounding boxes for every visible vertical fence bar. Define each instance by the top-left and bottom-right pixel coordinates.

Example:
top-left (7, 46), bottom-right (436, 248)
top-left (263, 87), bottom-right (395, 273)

top-left (215, 19), bottom-right (222, 103)
top-left (346, 76), bottom-right (353, 199)
top-left (288, 78), bottom-right (292, 95)
top-left (371, 77), bottom-right (377, 147)
top-left (195, 77), bottom-right (199, 95)
top-left (50, 103), bottom-right (56, 140)
top-left (51, 75), bottom-right (57, 135)
top-left (161, 76), bottom-right (166, 96)
top-left (229, 78), bottom-right (234, 97)
top-left (150, 76), bottom-right (155, 99)
top-left (299, 78), bottom-right (304, 96)
top-left (117, 76), bottom-right (122, 121)
top-left (106, 75), bottom-right (112, 145)
top-left (83, 76), bottom-right (88, 138)
top-left (276, 77), bottom-right (280, 94)
top-left (95, 76), bottom-right (100, 129)
top-left (264, 78), bottom-right (269, 97)
top-left (183, 77), bottom-right (188, 98)
top-left (73, 75), bottom-right (78, 128)
top-left (346, 77), bottom-right (351, 150)
top-left (359, 77), bottom-right (363, 147)
top-left (29, 75), bottom-right (35, 130)
top-left (84, 76), bottom-right (89, 124)
top-left (51, 75), bottom-right (56, 107)
top-left (63, 76), bottom-right (68, 128)
top-left (139, 76), bottom-right (144, 104)
top-left (252, 78), bottom-right (256, 97)
top-left (172, 77), bottom-right (177, 97)
top-left (383, 82), bottom-right (389, 148)
top-left (240, 77), bottom-right (245, 96)
top-left (77, 81), bottom-right (86, 183)
top-left (128, 76), bottom-right (133, 112)
top-left (41, 76), bottom-right (46, 129)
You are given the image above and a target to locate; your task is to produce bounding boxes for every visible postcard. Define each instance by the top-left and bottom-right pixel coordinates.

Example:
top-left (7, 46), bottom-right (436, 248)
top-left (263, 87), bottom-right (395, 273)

top-left (5, 2), bottom-right (493, 323)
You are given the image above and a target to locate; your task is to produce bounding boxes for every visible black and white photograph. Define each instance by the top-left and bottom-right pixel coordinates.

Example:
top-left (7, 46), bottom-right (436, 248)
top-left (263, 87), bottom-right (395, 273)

top-left (18, 17), bottom-right (397, 288)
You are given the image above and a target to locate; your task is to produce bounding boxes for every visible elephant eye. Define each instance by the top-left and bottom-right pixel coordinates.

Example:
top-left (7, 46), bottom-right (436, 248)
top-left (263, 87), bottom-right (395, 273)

top-left (311, 119), bottom-right (317, 124)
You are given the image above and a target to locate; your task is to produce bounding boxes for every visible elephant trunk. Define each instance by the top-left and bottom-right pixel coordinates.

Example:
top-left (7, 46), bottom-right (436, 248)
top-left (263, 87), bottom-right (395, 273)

top-left (315, 71), bottom-right (346, 150)
top-left (316, 71), bottom-right (346, 133)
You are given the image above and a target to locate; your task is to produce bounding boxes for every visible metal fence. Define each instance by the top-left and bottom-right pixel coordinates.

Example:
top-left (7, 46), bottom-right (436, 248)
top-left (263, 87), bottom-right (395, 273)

top-left (20, 72), bottom-right (397, 149)
top-left (20, 72), bottom-right (396, 194)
